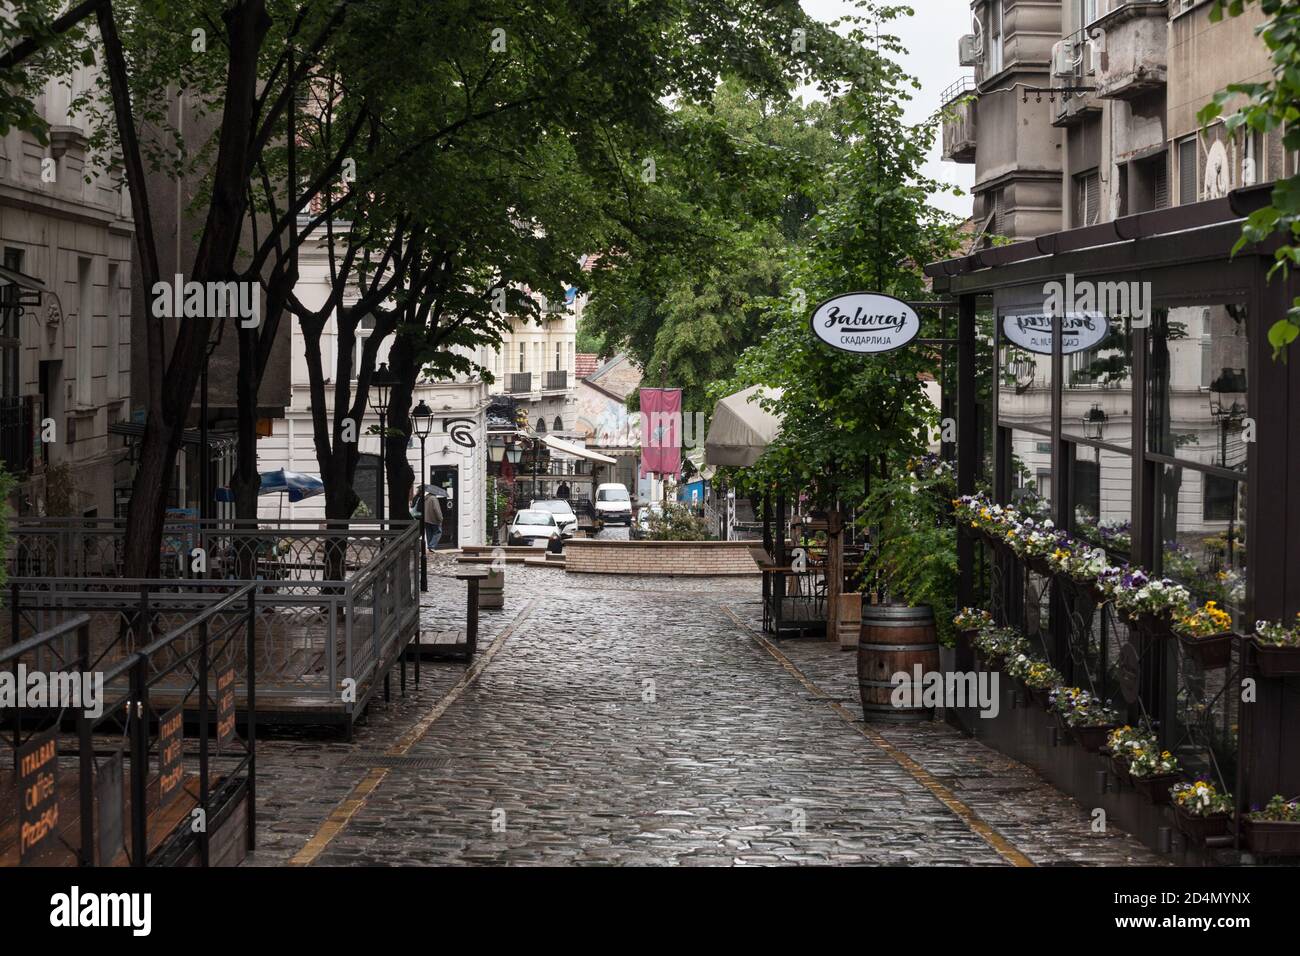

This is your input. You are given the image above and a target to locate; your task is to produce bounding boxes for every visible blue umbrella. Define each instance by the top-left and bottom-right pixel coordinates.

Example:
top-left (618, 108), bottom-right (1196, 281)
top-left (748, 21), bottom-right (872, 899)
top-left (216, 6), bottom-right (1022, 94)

top-left (258, 469), bottom-right (324, 502)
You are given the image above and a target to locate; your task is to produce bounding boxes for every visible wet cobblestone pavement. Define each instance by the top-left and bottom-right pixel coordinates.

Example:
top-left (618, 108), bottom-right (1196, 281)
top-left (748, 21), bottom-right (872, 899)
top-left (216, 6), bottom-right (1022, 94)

top-left (246, 565), bottom-right (1161, 866)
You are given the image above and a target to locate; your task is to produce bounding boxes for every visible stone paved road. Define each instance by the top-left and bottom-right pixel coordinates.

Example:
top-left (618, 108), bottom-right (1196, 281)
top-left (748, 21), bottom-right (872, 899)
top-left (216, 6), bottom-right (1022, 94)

top-left (246, 565), bottom-right (1161, 866)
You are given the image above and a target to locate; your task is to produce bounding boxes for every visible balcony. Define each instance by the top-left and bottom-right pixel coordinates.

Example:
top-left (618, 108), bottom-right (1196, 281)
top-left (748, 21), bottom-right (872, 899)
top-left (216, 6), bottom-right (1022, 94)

top-left (506, 372), bottom-right (532, 395)
top-left (543, 369), bottom-right (568, 391)
top-left (1091, 0), bottom-right (1168, 100)
top-left (1051, 30), bottom-right (1104, 128)
top-left (940, 77), bottom-right (977, 165)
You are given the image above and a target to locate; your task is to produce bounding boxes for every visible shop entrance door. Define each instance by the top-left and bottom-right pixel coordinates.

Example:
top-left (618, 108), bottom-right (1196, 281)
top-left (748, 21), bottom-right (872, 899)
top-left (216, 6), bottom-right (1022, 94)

top-left (429, 464), bottom-right (459, 548)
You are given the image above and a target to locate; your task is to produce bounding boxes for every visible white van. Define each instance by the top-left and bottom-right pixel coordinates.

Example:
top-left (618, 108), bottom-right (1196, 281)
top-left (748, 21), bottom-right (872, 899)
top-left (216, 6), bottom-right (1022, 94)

top-left (595, 483), bottom-right (633, 525)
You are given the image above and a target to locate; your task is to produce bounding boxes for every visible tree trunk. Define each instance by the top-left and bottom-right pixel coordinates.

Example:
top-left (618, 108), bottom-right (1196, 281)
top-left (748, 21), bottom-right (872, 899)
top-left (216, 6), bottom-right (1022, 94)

top-left (385, 332), bottom-right (419, 521)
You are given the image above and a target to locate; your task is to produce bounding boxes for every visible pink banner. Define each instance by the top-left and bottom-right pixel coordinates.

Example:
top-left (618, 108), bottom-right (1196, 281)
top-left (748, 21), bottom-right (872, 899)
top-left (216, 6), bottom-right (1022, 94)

top-left (639, 388), bottom-right (682, 479)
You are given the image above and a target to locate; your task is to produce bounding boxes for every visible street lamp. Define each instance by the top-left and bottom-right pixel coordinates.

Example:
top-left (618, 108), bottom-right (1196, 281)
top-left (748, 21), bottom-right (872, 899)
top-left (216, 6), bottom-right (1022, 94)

top-left (369, 361), bottom-right (397, 520)
top-left (411, 399), bottom-right (433, 591)
top-left (1081, 403), bottom-right (1107, 441)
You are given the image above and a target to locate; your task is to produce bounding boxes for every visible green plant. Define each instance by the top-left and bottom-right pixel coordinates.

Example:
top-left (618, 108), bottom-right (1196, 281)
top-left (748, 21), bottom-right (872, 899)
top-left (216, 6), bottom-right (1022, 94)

top-left (1249, 795), bottom-right (1300, 822)
top-left (642, 501), bottom-right (711, 542)
top-left (859, 466), bottom-right (958, 646)
top-left (1171, 780), bottom-right (1234, 817)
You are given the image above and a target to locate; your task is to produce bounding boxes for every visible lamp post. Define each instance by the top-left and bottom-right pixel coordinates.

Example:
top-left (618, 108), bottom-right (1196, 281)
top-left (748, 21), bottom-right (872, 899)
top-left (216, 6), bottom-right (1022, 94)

top-left (411, 399), bottom-right (433, 591)
top-left (369, 362), bottom-right (397, 520)
top-left (487, 436), bottom-right (507, 542)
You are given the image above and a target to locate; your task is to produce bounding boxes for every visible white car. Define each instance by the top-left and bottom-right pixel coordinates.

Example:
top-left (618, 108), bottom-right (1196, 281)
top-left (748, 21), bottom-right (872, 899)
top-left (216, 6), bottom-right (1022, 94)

top-left (635, 503), bottom-right (663, 531)
top-left (530, 499), bottom-right (578, 537)
top-left (595, 483), bottom-right (633, 525)
top-left (507, 509), bottom-right (562, 548)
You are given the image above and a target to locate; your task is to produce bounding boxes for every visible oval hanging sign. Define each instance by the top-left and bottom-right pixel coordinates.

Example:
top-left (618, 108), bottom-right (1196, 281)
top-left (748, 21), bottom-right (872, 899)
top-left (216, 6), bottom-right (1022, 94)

top-left (1002, 311), bottom-right (1110, 355)
top-left (809, 292), bottom-right (920, 354)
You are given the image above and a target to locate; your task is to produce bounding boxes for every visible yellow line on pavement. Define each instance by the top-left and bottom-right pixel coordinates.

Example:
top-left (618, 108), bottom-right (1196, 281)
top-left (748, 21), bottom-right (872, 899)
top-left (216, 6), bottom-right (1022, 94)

top-left (287, 600), bottom-right (535, 867)
top-left (723, 605), bottom-right (1035, 868)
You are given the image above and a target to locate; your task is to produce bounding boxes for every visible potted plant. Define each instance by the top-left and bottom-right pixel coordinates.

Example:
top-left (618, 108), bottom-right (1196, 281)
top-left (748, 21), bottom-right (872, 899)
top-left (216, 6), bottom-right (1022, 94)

top-left (1021, 660), bottom-right (1063, 709)
top-left (1243, 795), bottom-right (1300, 856)
top-left (1253, 616), bottom-right (1300, 678)
top-left (1169, 780), bottom-right (1233, 843)
top-left (1049, 686), bottom-right (1120, 752)
top-left (971, 625), bottom-right (1027, 672)
top-left (1105, 725), bottom-right (1145, 783)
top-left (1173, 601), bottom-right (1235, 670)
top-left (1128, 744), bottom-right (1181, 804)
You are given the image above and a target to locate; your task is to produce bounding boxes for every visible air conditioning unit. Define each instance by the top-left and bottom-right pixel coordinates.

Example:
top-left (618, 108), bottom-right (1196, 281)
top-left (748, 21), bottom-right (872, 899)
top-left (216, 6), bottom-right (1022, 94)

top-left (1050, 41), bottom-right (1073, 78)
top-left (958, 34), bottom-right (982, 67)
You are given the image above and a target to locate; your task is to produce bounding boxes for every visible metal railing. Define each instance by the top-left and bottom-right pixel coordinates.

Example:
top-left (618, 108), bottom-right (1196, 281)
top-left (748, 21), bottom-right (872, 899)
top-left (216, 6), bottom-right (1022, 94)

top-left (507, 372), bottom-right (532, 393)
top-left (543, 369), bottom-right (568, 390)
top-left (5, 520), bottom-right (420, 734)
top-left (0, 394), bottom-right (31, 476)
top-left (1, 584), bottom-right (257, 866)
top-left (940, 75), bottom-right (977, 107)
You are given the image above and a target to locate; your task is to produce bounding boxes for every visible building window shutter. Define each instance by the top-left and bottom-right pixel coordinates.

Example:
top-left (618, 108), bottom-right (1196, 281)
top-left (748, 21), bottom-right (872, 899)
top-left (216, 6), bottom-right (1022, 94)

top-left (1179, 138), bottom-right (1198, 205)
top-left (1152, 158), bottom-right (1169, 210)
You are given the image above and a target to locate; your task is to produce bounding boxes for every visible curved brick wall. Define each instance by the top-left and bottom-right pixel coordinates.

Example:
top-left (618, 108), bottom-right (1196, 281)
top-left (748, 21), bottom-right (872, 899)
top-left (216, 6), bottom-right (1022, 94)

top-left (564, 539), bottom-right (761, 576)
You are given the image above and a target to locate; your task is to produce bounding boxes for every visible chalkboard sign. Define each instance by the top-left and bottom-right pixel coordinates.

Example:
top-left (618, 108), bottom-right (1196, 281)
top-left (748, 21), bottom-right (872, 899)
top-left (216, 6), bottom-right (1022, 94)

top-left (18, 728), bottom-right (60, 865)
top-left (216, 665), bottom-right (237, 754)
top-left (158, 704), bottom-right (184, 807)
top-left (96, 749), bottom-right (124, 865)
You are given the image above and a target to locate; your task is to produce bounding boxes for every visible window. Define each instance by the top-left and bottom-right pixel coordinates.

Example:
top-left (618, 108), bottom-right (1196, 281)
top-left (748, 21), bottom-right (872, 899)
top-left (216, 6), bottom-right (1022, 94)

top-left (1127, 153), bottom-right (1169, 214)
top-left (1203, 474), bottom-right (1237, 521)
top-left (76, 257), bottom-right (94, 406)
top-left (1178, 136), bottom-right (1198, 205)
top-left (988, 0), bottom-right (1004, 75)
top-left (555, 342), bottom-right (561, 371)
top-left (518, 342), bottom-right (525, 373)
top-left (554, 415), bottom-right (563, 432)
top-left (1073, 169), bottom-right (1101, 226)
top-left (107, 263), bottom-right (119, 400)
top-left (1078, 0), bottom-right (1098, 26)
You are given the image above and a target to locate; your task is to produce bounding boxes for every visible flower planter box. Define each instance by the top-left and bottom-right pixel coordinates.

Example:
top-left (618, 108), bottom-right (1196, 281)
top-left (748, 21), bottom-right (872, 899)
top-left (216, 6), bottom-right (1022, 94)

top-left (1109, 754), bottom-right (1132, 784)
top-left (1024, 554), bottom-right (1054, 577)
top-left (1122, 611), bottom-right (1173, 640)
top-left (1025, 685), bottom-right (1053, 709)
top-left (1068, 723), bottom-right (1118, 753)
top-left (1176, 631), bottom-right (1233, 670)
top-left (1252, 640), bottom-right (1300, 678)
top-left (1243, 819), bottom-right (1300, 856)
top-left (1172, 803), bottom-right (1232, 844)
top-left (1130, 772), bottom-right (1181, 804)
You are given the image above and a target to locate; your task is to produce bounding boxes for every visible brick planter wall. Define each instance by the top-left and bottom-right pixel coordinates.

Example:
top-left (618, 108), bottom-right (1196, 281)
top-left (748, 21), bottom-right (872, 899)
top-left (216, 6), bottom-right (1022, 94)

top-left (565, 539), bottom-right (761, 576)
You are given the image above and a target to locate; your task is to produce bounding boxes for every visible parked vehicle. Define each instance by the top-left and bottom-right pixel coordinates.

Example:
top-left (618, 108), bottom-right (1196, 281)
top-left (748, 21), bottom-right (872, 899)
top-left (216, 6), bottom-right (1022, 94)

top-left (595, 483), bottom-right (633, 525)
top-left (507, 509), bottom-right (562, 548)
top-left (530, 498), bottom-right (578, 537)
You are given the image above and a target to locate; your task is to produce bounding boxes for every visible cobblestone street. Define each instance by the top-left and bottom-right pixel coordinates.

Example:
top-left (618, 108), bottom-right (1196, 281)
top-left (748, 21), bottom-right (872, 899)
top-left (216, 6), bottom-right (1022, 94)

top-left (247, 566), bottom-right (1161, 866)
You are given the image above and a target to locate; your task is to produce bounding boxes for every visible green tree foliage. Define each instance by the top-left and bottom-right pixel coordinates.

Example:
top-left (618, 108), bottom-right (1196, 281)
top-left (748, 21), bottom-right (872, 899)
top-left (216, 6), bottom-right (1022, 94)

top-left (720, 7), bottom-right (963, 504)
top-left (1200, 0), bottom-right (1300, 358)
top-left (583, 78), bottom-right (852, 414)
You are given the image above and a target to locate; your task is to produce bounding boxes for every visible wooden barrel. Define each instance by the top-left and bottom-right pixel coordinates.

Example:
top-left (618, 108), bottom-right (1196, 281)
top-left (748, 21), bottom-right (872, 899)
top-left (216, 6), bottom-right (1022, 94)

top-left (858, 604), bottom-right (940, 721)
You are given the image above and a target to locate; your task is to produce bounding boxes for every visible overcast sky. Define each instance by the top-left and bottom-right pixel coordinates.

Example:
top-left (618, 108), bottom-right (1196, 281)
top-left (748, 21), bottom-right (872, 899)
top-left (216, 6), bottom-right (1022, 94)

top-left (801, 0), bottom-right (976, 219)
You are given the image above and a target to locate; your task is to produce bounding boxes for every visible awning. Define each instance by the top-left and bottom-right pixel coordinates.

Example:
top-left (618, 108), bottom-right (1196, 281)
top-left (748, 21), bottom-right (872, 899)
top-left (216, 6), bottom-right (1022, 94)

top-left (540, 433), bottom-right (616, 465)
top-left (0, 265), bottom-right (49, 294)
top-left (705, 385), bottom-right (783, 468)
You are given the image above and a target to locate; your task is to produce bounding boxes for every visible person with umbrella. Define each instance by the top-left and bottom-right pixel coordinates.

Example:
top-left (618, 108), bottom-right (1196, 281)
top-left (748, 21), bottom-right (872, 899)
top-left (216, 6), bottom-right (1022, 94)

top-left (421, 485), bottom-right (444, 551)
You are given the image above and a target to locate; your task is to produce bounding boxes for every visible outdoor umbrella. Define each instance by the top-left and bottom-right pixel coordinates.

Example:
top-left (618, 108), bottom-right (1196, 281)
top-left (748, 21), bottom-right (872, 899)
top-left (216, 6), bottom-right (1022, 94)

top-left (705, 385), bottom-right (784, 468)
top-left (258, 469), bottom-right (325, 502)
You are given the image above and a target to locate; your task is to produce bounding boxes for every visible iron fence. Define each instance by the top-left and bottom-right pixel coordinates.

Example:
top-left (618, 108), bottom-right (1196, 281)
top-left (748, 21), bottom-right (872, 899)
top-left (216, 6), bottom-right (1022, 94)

top-left (0, 584), bottom-right (257, 866)
top-left (5, 519), bottom-right (421, 735)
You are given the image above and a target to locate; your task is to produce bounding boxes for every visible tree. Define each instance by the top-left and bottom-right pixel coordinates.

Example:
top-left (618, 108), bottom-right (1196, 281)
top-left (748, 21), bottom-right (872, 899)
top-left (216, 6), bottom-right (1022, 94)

top-left (719, 8), bottom-right (963, 506)
top-left (581, 79), bottom-right (852, 415)
top-left (1201, 0), bottom-right (1300, 358)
